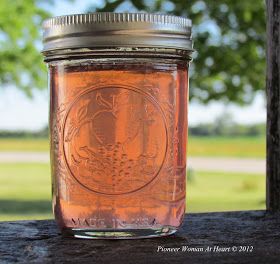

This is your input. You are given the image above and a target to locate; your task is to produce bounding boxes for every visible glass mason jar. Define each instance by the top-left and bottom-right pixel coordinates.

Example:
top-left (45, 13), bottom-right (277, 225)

top-left (42, 13), bottom-right (193, 239)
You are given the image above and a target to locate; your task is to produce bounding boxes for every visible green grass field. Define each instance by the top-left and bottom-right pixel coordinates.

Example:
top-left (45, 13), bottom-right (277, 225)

top-left (0, 163), bottom-right (52, 221)
top-left (0, 163), bottom-right (265, 221)
top-left (0, 138), bottom-right (49, 152)
top-left (187, 171), bottom-right (265, 212)
top-left (0, 136), bottom-right (265, 158)
top-left (188, 136), bottom-right (265, 158)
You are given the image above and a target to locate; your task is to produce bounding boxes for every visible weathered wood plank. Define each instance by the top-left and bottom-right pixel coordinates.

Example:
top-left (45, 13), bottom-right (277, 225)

top-left (0, 211), bottom-right (280, 263)
top-left (266, 0), bottom-right (280, 211)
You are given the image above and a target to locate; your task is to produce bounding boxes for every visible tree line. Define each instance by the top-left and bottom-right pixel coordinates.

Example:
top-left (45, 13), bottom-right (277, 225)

top-left (189, 112), bottom-right (265, 136)
top-left (0, 126), bottom-right (48, 138)
top-left (189, 123), bottom-right (265, 137)
top-left (0, 122), bottom-right (265, 139)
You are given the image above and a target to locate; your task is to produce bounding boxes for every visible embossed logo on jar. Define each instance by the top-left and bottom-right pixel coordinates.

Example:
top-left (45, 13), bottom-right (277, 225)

top-left (62, 86), bottom-right (168, 195)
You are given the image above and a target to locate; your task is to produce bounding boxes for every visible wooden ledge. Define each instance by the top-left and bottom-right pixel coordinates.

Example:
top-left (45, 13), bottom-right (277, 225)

top-left (1, 210), bottom-right (280, 263)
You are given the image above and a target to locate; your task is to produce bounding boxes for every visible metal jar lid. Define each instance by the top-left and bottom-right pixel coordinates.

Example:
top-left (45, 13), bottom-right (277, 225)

top-left (42, 12), bottom-right (193, 55)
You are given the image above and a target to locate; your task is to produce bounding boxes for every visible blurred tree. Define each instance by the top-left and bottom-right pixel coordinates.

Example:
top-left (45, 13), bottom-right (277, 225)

top-left (89, 0), bottom-right (266, 104)
top-left (0, 0), bottom-right (266, 104)
top-left (0, 0), bottom-right (51, 96)
top-left (212, 111), bottom-right (234, 135)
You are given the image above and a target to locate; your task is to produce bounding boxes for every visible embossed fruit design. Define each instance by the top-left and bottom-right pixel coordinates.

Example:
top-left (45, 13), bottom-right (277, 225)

top-left (91, 91), bottom-right (144, 148)
top-left (63, 87), bottom-right (167, 195)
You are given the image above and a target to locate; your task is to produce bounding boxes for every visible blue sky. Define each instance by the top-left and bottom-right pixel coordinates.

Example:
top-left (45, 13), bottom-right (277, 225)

top-left (0, 0), bottom-right (266, 131)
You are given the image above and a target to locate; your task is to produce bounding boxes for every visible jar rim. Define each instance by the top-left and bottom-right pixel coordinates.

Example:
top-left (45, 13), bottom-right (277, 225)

top-left (42, 47), bottom-right (193, 62)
